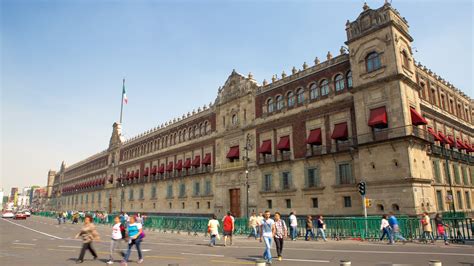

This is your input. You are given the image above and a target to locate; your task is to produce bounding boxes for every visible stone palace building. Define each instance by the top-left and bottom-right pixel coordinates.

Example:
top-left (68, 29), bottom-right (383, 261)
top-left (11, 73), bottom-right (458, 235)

top-left (49, 2), bottom-right (473, 217)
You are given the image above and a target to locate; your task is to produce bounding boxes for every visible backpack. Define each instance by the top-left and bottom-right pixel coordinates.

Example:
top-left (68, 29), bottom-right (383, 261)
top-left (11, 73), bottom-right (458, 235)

top-left (120, 224), bottom-right (126, 239)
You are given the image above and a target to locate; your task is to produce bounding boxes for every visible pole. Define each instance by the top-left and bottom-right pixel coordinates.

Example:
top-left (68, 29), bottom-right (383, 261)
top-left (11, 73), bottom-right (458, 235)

top-left (363, 194), bottom-right (368, 238)
top-left (119, 78), bottom-right (125, 124)
top-left (245, 133), bottom-right (251, 218)
top-left (443, 145), bottom-right (456, 214)
top-left (120, 174), bottom-right (124, 213)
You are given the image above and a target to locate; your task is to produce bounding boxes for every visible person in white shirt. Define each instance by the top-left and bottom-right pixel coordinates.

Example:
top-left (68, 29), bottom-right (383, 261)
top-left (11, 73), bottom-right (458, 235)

top-left (207, 214), bottom-right (220, 247)
top-left (260, 210), bottom-right (276, 264)
top-left (107, 216), bottom-right (124, 264)
top-left (379, 214), bottom-right (393, 244)
top-left (289, 211), bottom-right (298, 241)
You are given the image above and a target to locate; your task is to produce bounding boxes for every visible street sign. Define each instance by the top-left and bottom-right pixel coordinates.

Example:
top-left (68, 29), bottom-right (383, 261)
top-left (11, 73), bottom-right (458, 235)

top-left (357, 181), bottom-right (366, 196)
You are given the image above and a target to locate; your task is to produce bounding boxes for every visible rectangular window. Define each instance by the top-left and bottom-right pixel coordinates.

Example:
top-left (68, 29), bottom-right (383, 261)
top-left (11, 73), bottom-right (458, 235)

top-left (129, 189), bottom-right (134, 201)
top-left (153, 203), bottom-right (156, 209)
top-left (453, 164), bottom-right (461, 184)
top-left (207, 201), bottom-right (211, 209)
top-left (179, 183), bottom-right (186, 198)
top-left (465, 191), bottom-right (471, 209)
top-left (263, 174), bottom-right (272, 191)
top-left (433, 160), bottom-right (442, 183)
top-left (338, 163), bottom-right (354, 184)
top-left (85, 194), bottom-right (88, 204)
top-left (456, 191), bottom-right (463, 209)
top-left (97, 192), bottom-right (101, 203)
top-left (151, 186), bottom-right (157, 199)
top-left (167, 185), bottom-right (173, 198)
top-left (285, 199), bottom-right (292, 208)
top-left (281, 172), bottom-right (292, 190)
top-left (205, 180), bottom-right (212, 195)
top-left (139, 188), bottom-right (144, 200)
top-left (312, 197), bottom-right (319, 208)
top-left (307, 168), bottom-right (320, 188)
top-left (194, 182), bottom-right (201, 196)
top-left (91, 193), bottom-right (94, 203)
top-left (196, 202), bottom-right (200, 209)
top-left (436, 190), bottom-right (444, 211)
top-left (461, 166), bottom-right (469, 185)
top-left (267, 199), bottom-right (272, 209)
top-left (343, 196), bottom-right (352, 208)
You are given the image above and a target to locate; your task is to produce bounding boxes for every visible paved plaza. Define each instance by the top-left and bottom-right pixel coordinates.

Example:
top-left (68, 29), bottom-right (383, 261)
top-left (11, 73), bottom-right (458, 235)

top-left (0, 216), bottom-right (473, 265)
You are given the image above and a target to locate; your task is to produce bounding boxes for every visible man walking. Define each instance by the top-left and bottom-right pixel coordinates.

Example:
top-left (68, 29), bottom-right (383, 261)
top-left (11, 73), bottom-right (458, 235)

top-left (222, 211), bottom-right (235, 246)
top-left (388, 212), bottom-right (406, 243)
top-left (289, 211), bottom-right (298, 241)
top-left (248, 212), bottom-right (258, 239)
top-left (260, 210), bottom-right (275, 264)
top-left (316, 215), bottom-right (328, 241)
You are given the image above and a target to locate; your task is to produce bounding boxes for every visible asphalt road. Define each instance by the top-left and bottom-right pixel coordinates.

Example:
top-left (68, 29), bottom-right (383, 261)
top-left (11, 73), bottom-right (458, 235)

top-left (0, 216), bottom-right (473, 266)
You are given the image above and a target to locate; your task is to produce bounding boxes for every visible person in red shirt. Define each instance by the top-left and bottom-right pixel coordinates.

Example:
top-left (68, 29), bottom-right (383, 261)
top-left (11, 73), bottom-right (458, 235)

top-left (222, 211), bottom-right (235, 246)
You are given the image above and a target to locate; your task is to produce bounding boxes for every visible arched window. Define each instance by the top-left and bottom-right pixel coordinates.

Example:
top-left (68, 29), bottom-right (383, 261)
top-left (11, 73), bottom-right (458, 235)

top-left (182, 130), bottom-right (187, 141)
top-left (366, 52), bottom-right (381, 72)
top-left (188, 127), bottom-right (193, 139)
top-left (334, 74), bottom-right (344, 91)
top-left (276, 95), bottom-right (283, 110)
top-left (310, 83), bottom-right (319, 99)
top-left (320, 79), bottom-right (329, 96)
top-left (267, 98), bottom-right (274, 113)
top-left (199, 123), bottom-right (204, 135)
top-left (287, 91), bottom-right (295, 107)
top-left (204, 121), bottom-right (209, 134)
top-left (232, 114), bottom-right (238, 125)
top-left (401, 50), bottom-right (409, 68)
top-left (346, 71), bottom-right (352, 88)
top-left (164, 136), bottom-right (168, 147)
top-left (193, 125), bottom-right (198, 138)
top-left (173, 133), bottom-right (177, 144)
top-left (297, 88), bottom-right (304, 104)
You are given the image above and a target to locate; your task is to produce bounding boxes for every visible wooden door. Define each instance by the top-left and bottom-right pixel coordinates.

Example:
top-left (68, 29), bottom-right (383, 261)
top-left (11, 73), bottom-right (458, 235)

top-left (229, 189), bottom-right (241, 218)
top-left (108, 197), bottom-right (112, 213)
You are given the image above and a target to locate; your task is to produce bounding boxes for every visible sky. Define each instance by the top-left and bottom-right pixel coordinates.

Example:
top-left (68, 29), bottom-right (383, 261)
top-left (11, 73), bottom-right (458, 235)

top-left (1, 0), bottom-right (473, 194)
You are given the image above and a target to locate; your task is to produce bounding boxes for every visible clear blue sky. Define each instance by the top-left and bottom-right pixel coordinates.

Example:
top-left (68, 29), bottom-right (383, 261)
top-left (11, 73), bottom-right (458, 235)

top-left (1, 0), bottom-right (472, 194)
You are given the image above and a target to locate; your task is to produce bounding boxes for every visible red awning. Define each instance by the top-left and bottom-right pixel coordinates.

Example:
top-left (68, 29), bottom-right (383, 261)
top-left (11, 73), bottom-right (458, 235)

top-left (465, 141), bottom-right (473, 152)
top-left (258, 140), bottom-right (272, 154)
top-left (158, 164), bottom-right (165, 174)
top-left (277, 136), bottom-right (290, 151)
top-left (437, 131), bottom-right (449, 144)
top-left (144, 168), bottom-right (149, 176)
top-left (151, 166), bottom-right (157, 175)
top-left (307, 128), bottom-right (322, 145)
top-left (166, 162), bottom-right (174, 172)
top-left (331, 122), bottom-right (349, 140)
top-left (202, 153), bottom-right (212, 165)
top-left (184, 158), bottom-right (191, 169)
top-left (192, 155), bottom-right (201, 167)
top-left (226, 146), bottom-right (240, 159)
top-left (447, 135), bottom-right (455, 146)
top-left (410, 107), bottom-right (427, 126)
top-left (175, 160), bottom-right (183, 171)
top-left (427, 128), bottom-right (441, 142)
top-left (368, 106), bottom-right (388, 128)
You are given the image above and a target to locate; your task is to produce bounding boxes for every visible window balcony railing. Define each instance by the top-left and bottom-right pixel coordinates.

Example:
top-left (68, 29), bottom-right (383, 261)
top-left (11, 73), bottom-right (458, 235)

top-left (276, 151), bottom-right (292, 162)
top-left (258, 154), bottom-right (275, 164)
top-left (216, 160), bottom-right (244, 170)
top-left (357, 125), bottom-right (434, 145)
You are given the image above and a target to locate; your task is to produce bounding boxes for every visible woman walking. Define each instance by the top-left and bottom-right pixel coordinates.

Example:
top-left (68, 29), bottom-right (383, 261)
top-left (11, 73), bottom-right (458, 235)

top-left (122, 216), bottom-right (144, 265)
top-left (75, 215), bottom-right (100, 264)
top-left (208, 214), bottom-right (220, 247)
top-left (305, 215), bottom-right (314, 241)
top-left (421, 212), bottom-right (434, 244)
top-left (273, 212), bottom-right (287, 261)
top-left (107, 216), bottom-right (125, 264)
top-left (434, 213), bottom-right (449, 245)
top-left (380, 214), bottom-right (393, 244)
top-left (316, 215), bottom-right (327, 242)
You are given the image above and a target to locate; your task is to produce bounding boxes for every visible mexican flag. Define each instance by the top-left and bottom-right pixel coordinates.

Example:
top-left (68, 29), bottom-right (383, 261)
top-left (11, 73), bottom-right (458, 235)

top-left (122, 79), bottom-right (128, 104)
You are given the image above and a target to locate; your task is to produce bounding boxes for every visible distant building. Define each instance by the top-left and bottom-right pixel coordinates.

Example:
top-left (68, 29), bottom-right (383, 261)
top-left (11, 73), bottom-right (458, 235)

top-left (10, 187), bottom-right (18, 202)
top-left (0, 189), bottom-right (4, 207)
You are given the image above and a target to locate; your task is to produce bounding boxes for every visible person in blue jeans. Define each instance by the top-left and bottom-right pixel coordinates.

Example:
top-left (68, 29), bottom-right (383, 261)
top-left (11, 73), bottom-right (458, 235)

top-left (380, 214), bottom-right (393, 244)
top-left (388, 213), bottom-right (406, 242)
top-left (260, 210), bottom-right (276, 264)
top-left (289, 211), bottom-right (298, 241)
top-left (316, 215), bottom-right (327, 241)
top-left (123, 216), bottom-right (144, 265)
top-left (305, 215), bottom-right (314, 241)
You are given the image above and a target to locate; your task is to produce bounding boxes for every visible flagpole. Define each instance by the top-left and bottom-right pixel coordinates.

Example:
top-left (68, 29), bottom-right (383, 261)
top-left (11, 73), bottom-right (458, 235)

top-left (120, 78), bottom-right (125, 124)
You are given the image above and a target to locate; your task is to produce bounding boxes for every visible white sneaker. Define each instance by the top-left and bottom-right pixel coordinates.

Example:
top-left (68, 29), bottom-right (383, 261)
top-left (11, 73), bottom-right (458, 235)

top-left (106, 260), bottom-right (114, 264)
top-left (137, 259), bottom-right (143, 264)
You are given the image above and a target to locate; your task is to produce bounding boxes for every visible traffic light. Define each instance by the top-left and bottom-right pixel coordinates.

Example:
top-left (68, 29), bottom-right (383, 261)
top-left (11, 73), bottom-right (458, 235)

top-left (365, 198), bottom-right (372, 207)
top-left (357, 181), bottom-right (366, 196)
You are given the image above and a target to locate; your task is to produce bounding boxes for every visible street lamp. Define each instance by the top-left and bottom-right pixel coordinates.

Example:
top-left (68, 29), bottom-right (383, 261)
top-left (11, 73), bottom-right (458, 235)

top-left (243, 133), bottom-right (252, 218)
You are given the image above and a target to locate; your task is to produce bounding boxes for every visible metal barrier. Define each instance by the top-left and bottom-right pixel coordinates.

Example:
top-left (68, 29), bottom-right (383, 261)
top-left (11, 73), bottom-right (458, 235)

top-left (33, 212), bottom-right (473, 242)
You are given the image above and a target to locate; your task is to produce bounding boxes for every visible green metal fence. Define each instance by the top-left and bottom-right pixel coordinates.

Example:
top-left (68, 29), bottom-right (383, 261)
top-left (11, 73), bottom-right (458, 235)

top-left (34, 212), bottom-right (473, 241)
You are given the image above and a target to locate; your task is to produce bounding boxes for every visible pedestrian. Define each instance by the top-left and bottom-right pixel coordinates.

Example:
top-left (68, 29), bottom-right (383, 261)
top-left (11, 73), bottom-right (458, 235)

top-left (260, 210), bottom-right (275, 264)
top-left (208, 214), bottom-right (220, 247)
top-left (388, 212), bottom-right (406, 243)
top-left (273, 212), bottom-right (287, 261)
top-left (421, 212), bottom-right (434, 244)
top-left (75, 215), bottom-right (99, 264)
top-left (434, 213), bottom-right (449, 245)
top-left (380, 214), bottom-right (393, 244)
top-left (136, 213), bottom-right (143, 225)
top-left (222, 211), bottom-right (235, 246)
top-left (315, 215), bottom-right (327, 241)
top-left (256, 212), bottom-right (264, 238)
top-left (73, 212), bottom-right (79, 224)
top-left (248, 212), bottom-right (259, 239)
top-left (107, 216), bottom-right (124, 264)
top-left (122, 216), bottom-right (144, 265)
top-left (57, 211), bottom-right (63, 225)
top-left (63, 211), bottom-right (68, 223)
top-left (305, 215), bottom-right (314, 241)
top-left (289, 211), bottom-right (298, 241)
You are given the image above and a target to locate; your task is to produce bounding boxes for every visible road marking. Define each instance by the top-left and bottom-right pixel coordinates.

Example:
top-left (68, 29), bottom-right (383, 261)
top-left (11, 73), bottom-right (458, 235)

top-left (0, 218), bottom-right (62, 240)
top-left (210, 260), bottom-right (254, 265)
top-left (11, 246), bottom-right (33, 250)
top-left (47, 248), bottom-right (76, 252)
top-left (12, 243), bottom-right (36, 246)
top-left (249, 256), bottom-right (329, 263)
top-left (145, 255), bottom-right (185, 260)
top-left (181, 252), bottom-right (224, 257)
top-left (58, 245), bottom-right (81, 249)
